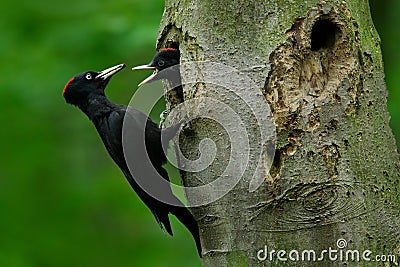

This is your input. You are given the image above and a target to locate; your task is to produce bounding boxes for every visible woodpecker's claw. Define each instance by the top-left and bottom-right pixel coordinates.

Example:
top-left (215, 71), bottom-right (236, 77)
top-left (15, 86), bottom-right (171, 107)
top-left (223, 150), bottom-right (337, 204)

top-left (159, 110), bottom-right (169, 128)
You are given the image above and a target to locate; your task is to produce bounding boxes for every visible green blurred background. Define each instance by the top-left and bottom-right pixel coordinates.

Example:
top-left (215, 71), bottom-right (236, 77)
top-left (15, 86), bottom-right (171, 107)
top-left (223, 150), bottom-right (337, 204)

top-left (0, 1), bottom-right (398, 266)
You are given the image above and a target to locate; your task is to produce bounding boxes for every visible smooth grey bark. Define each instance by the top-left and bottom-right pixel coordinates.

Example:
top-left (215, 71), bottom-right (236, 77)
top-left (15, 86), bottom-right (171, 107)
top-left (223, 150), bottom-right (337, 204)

top-left (157, 0), bottom-right (400, 266)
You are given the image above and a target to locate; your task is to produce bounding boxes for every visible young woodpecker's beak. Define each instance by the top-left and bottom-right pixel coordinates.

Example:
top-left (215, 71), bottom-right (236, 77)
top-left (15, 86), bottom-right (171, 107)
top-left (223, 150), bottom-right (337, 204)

top-left (132, 65), bottom-right (157, 87)
top-left (96, 64), bottom-right (126, 80)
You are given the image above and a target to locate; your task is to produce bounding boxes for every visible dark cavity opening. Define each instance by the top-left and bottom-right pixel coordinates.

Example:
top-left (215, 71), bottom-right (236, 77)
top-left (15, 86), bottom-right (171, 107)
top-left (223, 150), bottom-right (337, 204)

top-left (269, 147), bottom-right (282, 179)
top-left (164, 41), bottom-right (180, 50)
top-left (311, 19), bottom-right (341, 51)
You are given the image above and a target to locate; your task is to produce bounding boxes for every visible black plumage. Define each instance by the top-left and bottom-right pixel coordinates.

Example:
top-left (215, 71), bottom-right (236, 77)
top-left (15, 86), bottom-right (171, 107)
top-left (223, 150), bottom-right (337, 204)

top-left (62, 63), bottom-right (201, 256)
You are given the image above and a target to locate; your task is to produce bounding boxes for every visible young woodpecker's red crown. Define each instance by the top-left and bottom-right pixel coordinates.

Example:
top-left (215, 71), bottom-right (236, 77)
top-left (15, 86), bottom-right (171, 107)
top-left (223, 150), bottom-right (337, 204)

top-left (159, 48), bottom-right (177, 53)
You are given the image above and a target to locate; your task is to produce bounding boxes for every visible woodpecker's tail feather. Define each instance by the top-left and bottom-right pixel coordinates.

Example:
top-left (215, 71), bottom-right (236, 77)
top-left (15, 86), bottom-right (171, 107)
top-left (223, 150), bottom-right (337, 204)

top-left (151, 208), bottom-right (173, 236)
top-left (169, 203), bottom-right (202, 257)
top-left (150, 201), bottom-right (202, 257)
top-left (134, 156), bottom-right (201, 256)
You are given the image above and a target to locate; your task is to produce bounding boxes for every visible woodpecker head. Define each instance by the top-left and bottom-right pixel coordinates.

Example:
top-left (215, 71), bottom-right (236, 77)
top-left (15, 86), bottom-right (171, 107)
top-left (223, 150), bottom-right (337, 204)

top-left (132, 48), bottom-right (180, 87)
top-left (62, 64), bottom-right (125, 106)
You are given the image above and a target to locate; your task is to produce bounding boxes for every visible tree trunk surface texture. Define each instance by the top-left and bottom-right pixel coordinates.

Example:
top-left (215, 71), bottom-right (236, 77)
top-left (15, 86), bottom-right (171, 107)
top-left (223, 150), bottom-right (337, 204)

top-left (157, 1), bottom-right (400, 266)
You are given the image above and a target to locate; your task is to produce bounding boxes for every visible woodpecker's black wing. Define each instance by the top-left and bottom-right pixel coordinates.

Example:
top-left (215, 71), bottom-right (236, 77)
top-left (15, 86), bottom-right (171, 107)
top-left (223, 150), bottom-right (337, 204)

top-left (93, 105), bottom-right (202, 256)
top-left (94, 105), bottom-right (174, 220)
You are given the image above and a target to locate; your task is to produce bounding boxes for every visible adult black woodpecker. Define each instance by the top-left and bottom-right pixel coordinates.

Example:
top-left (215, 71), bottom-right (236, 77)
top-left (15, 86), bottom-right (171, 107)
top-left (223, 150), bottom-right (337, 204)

top-left (132, 48), bottom-right (183, 104)
top-left (62, 63), bottom-right (201, 256)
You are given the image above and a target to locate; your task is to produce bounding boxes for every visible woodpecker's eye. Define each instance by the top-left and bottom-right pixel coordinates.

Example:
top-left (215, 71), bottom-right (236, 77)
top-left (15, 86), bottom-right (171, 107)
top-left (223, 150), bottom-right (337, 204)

top-left (157, 60), bottom-right (165, 67)
top-left (85, 73), bottom-right (93, 80)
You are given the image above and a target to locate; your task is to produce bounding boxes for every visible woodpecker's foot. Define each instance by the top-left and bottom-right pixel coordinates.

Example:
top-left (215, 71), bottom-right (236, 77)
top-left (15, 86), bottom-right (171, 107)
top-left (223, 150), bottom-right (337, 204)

top-left (159, 110), bottom-right (168, 128)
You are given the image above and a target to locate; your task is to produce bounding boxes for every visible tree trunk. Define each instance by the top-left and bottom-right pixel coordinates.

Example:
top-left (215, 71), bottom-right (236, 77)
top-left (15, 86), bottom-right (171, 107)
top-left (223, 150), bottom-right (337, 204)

top-left (157, 0), bottom-right (400, 266)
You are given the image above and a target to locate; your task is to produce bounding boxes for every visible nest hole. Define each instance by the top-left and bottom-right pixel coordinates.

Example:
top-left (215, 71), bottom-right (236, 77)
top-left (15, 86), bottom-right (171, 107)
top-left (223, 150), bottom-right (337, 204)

top-left (163, 41), bottom-right (180, 50)
top-left (311, 19), bottom-right (341, 51)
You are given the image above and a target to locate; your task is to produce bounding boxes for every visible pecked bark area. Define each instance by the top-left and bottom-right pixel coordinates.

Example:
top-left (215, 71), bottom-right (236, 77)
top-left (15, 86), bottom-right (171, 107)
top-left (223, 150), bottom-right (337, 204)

top-left (157, 0), bottom-right (400, 266)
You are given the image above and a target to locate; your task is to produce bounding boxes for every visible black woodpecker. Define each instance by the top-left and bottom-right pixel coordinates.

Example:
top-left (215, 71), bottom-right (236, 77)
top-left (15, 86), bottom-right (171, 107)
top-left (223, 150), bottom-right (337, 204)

top-left (62, 63), bottom-right (201, 256)
top-left (132, 48), bottom-right (180, 86)
top-left (132, 48), bottom-right (184, 105)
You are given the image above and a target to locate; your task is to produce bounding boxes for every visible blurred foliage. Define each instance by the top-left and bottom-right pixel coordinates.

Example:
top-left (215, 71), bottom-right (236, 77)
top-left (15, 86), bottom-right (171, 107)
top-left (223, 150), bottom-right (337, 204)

top-left (0, 0), bottom-right (201, 266)
top-left (0, 0), bottom-right (398, 266)
top-left (370, 0), bottom-right (400, 147)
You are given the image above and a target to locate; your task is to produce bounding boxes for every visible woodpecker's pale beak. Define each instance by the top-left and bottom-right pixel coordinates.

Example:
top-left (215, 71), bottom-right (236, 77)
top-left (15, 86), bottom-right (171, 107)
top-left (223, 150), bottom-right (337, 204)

top-left (96, 64), bottom-right (126, 80)
top-left (132, 65), bottom-right (158, 87)
top-left (132, 65), bottom-right (156, 71)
